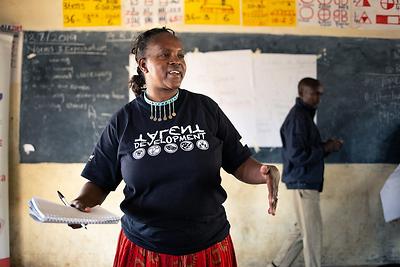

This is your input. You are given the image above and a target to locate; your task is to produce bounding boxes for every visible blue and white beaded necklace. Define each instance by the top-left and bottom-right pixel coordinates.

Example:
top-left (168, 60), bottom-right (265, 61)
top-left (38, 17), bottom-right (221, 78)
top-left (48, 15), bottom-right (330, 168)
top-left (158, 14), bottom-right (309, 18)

top-left (143, 90), bottom-right (179, 121)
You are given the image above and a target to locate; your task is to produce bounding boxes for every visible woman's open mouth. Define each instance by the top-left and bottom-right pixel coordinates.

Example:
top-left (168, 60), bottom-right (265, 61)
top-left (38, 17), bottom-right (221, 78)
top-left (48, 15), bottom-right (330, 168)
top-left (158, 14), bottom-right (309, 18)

top-left (168, 70), bottom-right (182, 77)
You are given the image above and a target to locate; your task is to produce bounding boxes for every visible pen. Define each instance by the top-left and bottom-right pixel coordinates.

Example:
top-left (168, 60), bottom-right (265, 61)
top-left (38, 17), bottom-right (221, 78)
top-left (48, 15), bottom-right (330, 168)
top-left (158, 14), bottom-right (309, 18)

top-left (57, 190), bottom-right (87, 229)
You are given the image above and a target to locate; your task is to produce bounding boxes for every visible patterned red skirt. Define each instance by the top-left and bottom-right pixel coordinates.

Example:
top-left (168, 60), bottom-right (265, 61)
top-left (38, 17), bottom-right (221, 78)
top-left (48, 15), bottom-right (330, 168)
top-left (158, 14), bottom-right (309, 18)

top-left (113, 230), bottom-right (238, 267)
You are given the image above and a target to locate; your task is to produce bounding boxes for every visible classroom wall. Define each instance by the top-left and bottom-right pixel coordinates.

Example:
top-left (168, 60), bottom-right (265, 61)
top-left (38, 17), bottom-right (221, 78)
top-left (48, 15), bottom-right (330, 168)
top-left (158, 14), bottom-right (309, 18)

top-left (1, 1), bottom-right (400, 266)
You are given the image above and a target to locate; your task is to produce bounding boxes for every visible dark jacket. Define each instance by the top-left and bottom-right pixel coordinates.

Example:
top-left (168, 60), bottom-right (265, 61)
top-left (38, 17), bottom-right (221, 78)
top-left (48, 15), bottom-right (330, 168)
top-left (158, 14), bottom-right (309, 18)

top-left (280, 97), bottom-right (325, 192)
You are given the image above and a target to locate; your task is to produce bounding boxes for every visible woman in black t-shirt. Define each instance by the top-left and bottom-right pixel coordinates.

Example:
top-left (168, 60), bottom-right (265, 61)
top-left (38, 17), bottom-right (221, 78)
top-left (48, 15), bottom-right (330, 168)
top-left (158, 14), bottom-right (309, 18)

top-left (70, 27), bottom-right (280, 267)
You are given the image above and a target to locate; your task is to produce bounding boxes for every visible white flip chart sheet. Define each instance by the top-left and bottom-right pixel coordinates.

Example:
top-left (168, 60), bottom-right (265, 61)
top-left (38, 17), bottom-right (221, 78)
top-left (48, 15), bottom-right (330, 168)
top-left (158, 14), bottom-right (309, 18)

top-left (182, 50), bottom-right (256, 146)
top-left (253, 53), bottom-right (317, 147)
top-left (381, 164), bottom-right (400, 223)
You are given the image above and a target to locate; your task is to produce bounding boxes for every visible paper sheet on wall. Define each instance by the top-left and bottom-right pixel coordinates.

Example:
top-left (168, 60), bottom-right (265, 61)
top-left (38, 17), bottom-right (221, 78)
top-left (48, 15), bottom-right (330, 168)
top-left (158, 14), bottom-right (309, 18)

top-left (122, 0), bottom-right (183, 27)
top-left (0, 33), bottom-right (13, 264)
top-left (352, 0), bottom-right (400, 29)
top-left (129, 54), bottom-right (137, 101)
top-left (297, 0), bottom-right (351, 28)
top-left (297, 0), bottom-right (400, 29)
top-left (63, 0), bottom-right (121, 27)
top-left (182, 50), bottom-right (257, 146)
top-left (184, 0), bottom-right (240, 25)
top-left (242, 0), bottom-right (296, 26)
top-left (253, 53), bottom-right (317, 147)
top-left (381, 164), bottom-right (400, 223)
top-left (0, 25), bottom-right (22, 84)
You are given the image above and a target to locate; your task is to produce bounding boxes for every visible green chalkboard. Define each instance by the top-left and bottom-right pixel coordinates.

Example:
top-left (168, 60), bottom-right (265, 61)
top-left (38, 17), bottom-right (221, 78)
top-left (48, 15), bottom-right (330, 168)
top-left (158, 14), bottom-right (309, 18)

top-left (21, 31), bottom-right (400, 163)
top-left (21, 31), bottom-right (131, 163)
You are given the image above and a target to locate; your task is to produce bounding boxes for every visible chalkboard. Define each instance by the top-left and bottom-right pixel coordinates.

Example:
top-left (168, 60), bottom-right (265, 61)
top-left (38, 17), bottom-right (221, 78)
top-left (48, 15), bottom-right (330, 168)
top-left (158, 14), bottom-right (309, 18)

top-left (21, 31), bottom-right (131, 163)
top-left (180, 33), bottom-right (400, 164)
top-left (21, 31), bottom-right (400, 163)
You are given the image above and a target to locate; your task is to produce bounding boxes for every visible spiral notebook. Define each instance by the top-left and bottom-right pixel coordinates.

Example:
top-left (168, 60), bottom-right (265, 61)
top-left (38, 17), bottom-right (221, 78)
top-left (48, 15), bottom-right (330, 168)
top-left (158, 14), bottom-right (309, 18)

top-left (28, 197), bottom-right (120, 224)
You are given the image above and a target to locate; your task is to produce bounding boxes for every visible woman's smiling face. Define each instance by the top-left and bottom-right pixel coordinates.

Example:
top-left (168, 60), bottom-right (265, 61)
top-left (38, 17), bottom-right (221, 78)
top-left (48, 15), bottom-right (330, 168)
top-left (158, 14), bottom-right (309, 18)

top-left (139, 32), bottom-right (186, 93)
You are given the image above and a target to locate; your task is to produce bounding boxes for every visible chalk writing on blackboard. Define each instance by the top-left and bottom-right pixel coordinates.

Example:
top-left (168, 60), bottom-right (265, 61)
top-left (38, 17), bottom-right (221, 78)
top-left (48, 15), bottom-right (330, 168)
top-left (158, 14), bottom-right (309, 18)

top-left (363, 73), bottom-right (400, 127)
top-left (21, 31), bottom-right (128, 163)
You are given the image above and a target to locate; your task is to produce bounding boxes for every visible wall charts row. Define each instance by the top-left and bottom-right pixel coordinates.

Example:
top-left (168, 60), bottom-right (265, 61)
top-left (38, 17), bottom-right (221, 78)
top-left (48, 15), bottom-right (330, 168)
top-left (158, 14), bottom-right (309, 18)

top-left (63, 0), bottom-right (400, 29)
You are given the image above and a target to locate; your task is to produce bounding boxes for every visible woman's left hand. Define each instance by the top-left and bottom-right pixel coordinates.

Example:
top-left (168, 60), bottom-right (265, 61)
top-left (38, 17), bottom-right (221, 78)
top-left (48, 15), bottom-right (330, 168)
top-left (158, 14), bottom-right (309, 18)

top-left (260, 165), bottom-right (280, 216)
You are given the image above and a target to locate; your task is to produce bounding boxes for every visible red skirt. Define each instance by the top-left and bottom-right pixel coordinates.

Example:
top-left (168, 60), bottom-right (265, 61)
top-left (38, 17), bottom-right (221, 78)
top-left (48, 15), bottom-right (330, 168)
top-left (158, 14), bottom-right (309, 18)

top-left (113, 230), bottom-right (238, 267)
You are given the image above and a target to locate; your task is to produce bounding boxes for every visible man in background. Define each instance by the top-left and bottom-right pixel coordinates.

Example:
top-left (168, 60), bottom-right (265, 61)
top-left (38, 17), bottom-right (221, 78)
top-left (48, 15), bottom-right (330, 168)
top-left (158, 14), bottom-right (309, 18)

top-left (270, 77), bottom-right (343, 267)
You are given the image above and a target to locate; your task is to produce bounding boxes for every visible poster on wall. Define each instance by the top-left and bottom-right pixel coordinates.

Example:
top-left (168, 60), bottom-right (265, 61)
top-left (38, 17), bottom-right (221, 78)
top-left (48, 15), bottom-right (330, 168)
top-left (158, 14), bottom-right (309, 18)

top-left (297, 0), bottom-right (400, 29)
top-left (297, 0), bottom-right (351, 28)
top-left (63, 0), bottom-right (121, 27)
top-left (0, 25), bottom-right (22, 84)
top-left (242, 0), bottom-right (296, 26)
top-left (122, 0), bottom-right (183, 27)
top-left (0, 33), bottom-right (13, 267)
top-left (352, 0), bottom-right (400, 28)
top-left (184, 0), bottom-right (241, 25)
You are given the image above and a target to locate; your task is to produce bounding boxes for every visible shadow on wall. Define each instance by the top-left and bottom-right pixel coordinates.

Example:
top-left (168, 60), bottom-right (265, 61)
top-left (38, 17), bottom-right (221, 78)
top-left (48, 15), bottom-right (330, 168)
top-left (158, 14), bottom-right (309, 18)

top-left (385, 126), bottom-right (400, 163)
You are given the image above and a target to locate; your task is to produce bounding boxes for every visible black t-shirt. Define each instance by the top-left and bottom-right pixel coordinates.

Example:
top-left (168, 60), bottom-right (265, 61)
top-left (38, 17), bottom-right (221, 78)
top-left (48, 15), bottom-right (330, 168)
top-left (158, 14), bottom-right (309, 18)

top-left (81, 89), bottom-right (251, 255)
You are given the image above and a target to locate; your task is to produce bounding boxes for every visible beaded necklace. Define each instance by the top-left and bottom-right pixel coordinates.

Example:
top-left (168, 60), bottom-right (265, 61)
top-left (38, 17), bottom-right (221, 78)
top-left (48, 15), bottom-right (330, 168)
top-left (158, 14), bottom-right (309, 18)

top-left (143, 90), bottom-right (179, 121)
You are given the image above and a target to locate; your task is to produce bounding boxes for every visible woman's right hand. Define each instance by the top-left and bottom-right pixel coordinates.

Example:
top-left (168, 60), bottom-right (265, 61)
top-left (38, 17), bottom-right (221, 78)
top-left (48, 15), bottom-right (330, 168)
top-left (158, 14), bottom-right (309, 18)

top-left (264, 165), bottom-right (280, 216)
top-left (68, 197), bottom-right (92, 229)
top-left (67, 181), bottom-right (110, 229)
